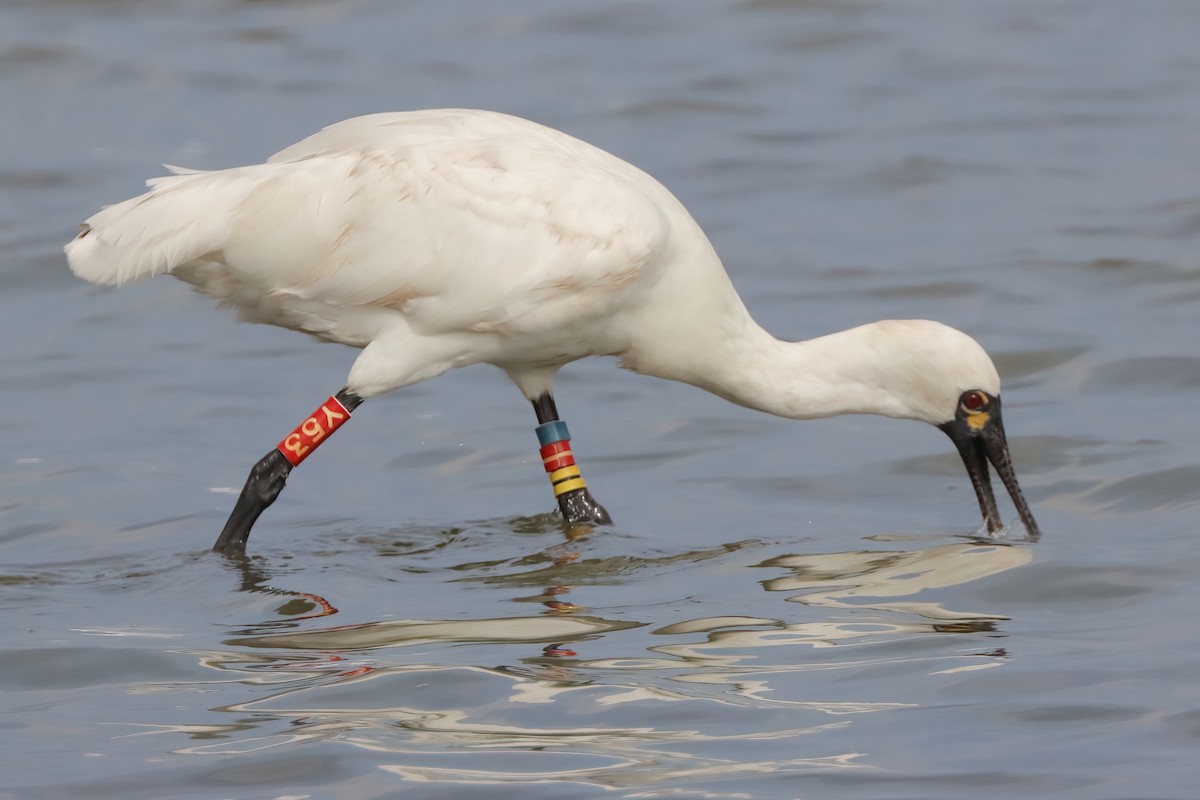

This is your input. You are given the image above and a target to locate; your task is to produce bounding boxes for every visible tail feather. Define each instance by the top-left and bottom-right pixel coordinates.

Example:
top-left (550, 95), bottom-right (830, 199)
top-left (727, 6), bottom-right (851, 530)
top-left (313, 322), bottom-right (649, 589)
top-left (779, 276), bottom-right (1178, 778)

top-left (65, 168), bottom-right (260, 287)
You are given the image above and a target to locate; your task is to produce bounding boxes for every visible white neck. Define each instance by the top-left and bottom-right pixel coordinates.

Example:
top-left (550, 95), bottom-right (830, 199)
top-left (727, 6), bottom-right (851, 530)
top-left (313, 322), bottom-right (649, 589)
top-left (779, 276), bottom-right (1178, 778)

top-left (645, 319), bottom-right (917, 421)
top-left (615, 230), bottom-right (993, 426)
top-left (622, 289), bottom-right (986, 426)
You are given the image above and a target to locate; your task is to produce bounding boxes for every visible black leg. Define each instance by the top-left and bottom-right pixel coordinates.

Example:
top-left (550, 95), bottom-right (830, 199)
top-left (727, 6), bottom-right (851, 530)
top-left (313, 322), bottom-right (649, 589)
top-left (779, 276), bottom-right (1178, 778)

top-left (532, 393), bottom-right (612, 526)
top-left (212, 448), bottom-right (293, 552)
top-left (212, 388), bottom-right (363, 552)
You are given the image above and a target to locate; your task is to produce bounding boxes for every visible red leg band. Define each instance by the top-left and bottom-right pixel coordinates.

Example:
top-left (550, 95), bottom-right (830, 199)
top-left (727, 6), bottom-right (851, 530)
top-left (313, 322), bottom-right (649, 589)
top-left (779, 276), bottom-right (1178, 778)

top-left (540, 440), bottom-right (576, 472)
top-left (277, 396), bottom-right (352, 466)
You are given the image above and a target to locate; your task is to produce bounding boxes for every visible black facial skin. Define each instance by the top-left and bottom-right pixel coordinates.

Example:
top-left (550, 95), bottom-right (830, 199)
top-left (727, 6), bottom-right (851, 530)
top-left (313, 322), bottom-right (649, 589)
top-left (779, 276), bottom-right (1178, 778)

top-left (938, 391), bottom-right (1041, 541)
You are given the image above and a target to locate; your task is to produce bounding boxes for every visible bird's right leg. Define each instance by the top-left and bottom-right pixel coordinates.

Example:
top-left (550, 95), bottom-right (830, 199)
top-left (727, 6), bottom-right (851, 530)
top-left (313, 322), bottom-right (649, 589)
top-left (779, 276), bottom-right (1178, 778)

top-left (531, 393), bottom-right (612, 526)
top-left (212, 388), bottom-right (364, 552)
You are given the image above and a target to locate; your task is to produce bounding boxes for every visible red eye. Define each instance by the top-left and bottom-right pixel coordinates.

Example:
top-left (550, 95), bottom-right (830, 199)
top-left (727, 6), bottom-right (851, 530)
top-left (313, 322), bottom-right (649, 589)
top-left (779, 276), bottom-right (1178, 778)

top-left (961, 390), bottom-right (987, 411)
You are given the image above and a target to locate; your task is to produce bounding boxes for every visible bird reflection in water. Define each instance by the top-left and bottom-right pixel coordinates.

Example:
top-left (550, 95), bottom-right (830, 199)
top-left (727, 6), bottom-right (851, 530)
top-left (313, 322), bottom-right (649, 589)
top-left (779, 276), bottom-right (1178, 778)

top-left (164, 531), bottom-right (1037, 786)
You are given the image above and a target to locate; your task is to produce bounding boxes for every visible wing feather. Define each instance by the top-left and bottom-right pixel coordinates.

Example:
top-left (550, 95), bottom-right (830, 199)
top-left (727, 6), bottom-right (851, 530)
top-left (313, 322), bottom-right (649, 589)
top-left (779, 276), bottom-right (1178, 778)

top-left (68, 110), bottom-right (673, 340)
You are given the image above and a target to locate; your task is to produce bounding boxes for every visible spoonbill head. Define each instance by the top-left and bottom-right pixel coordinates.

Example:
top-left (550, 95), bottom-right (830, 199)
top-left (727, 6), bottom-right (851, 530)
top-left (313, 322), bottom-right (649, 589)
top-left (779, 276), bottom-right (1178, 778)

top-left (64, 108), bottom-right (1041, 549)
top-left (665, 315), bottom-right (1038, 539)
top-left (849, 320), bottom-right (1037, 536)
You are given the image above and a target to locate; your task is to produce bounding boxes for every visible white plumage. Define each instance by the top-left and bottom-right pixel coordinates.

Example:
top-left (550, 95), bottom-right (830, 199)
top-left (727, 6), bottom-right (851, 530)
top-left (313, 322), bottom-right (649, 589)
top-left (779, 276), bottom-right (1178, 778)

top-left (66, 108), bottom-right (1040, 544)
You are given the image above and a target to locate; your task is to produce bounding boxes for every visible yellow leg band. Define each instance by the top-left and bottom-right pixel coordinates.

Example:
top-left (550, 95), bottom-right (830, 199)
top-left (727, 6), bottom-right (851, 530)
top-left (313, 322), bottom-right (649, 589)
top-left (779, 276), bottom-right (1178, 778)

top-left (552, 477), bottom-right (588, 496)
top-left (549, 465), bottom-right (582, 483)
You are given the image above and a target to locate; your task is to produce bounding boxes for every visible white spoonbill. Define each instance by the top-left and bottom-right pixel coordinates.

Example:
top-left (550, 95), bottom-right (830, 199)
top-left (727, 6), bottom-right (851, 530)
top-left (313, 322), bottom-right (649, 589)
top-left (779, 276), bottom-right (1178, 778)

top-left (65, 109), bottom-right (1041, 550)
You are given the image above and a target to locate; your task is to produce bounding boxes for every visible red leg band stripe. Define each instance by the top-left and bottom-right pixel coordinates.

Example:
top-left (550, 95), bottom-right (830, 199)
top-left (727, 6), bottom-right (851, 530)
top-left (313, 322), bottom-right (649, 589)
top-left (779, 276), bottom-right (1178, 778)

top-left (539, 441), bottom-right (571, 459)
top-left (543, 452), bottom-right (576, 472)
top-left (540, 439), bottom-right (576, 472)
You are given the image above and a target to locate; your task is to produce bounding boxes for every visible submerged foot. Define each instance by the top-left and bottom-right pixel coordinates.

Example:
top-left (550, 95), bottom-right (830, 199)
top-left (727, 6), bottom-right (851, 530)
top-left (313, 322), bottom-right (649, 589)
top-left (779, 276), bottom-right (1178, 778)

top-left (557, 487), bottom-right (612, 526)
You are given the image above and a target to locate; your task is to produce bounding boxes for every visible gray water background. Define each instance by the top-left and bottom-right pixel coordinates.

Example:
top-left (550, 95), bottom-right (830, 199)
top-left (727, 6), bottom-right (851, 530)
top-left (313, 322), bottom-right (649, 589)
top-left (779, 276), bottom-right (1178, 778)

top-left (2, 1), bottom-right (1199, 797)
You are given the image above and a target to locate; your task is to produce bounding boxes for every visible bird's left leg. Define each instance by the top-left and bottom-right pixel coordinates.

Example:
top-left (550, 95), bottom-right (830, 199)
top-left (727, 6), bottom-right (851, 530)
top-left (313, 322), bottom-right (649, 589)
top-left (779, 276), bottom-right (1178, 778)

top-left (531, 393), bottom-right (612, 525)
top-left (212, 388), bottom-right (363, 552)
